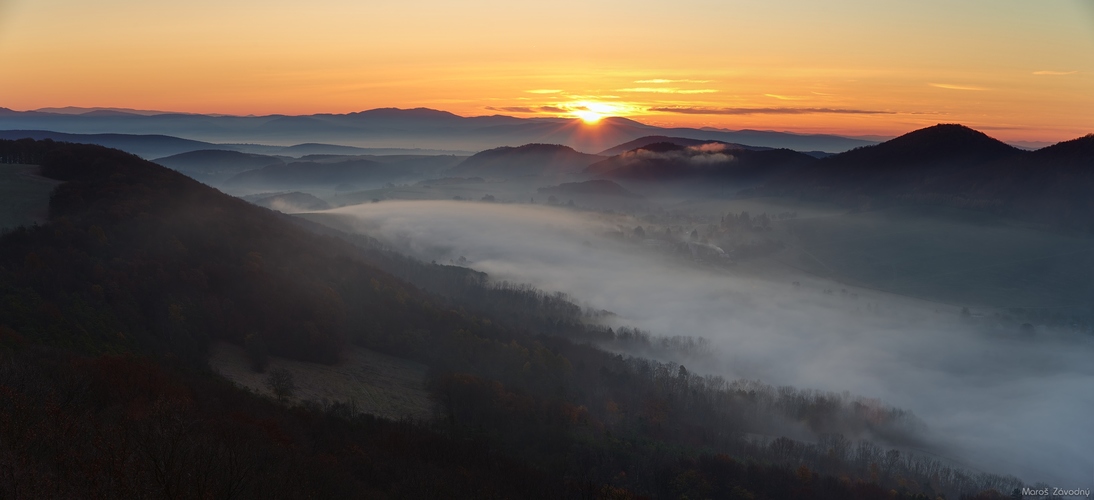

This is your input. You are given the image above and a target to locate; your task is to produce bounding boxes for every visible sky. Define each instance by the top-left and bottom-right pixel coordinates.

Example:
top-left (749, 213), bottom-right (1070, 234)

top-left (0, 0), bottom-right (1092, 141)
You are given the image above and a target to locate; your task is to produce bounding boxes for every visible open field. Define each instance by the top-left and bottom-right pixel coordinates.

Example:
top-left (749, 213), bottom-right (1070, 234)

top-left (780, 205), bottom-right (1094, 314)
top-left (208, 341), bottom-right (434, 420)
top-left (0, 164), bottom-right (60, 232)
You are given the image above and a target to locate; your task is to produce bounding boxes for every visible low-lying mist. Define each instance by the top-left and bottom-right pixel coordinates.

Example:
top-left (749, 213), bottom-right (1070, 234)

top-left (323, 200), bottom-right (1093, 487)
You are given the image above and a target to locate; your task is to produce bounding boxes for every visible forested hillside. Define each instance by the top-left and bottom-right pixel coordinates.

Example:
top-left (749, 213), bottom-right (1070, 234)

top-left (762, 125), bottom-right (1094, 232)
top-left (0, 138), bottom-right (1024, 498)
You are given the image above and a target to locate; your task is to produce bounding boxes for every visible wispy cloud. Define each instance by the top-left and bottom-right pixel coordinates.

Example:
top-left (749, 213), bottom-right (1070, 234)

top-left (564, 94), bottom-right (620, 99)
top-left (649, 106), bottom-right (895, 115)
top-left (485, 105), bottom-right (566, 114)
top-left (525, 89), bottom-right (563, 94)
top-left (928, 83), bottom-right (988, 91)
top-left (486, 106), bottom-right (536, 113)
top-left (764, 94), bottom-right (809, 101)
top-left (617, 87), bottom-right (718, 94)
top-left (634, 79), bottom-right (712, 84)
top-left (1032, 70), bottom-right (1077, 76)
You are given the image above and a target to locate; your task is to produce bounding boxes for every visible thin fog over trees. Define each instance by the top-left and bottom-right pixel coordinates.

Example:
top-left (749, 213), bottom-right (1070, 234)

top-left (323, 199), bottom-right (1094, 486)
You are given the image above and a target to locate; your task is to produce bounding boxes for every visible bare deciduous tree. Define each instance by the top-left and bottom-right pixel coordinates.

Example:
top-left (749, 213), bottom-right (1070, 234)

top-left (265, 368), bottom-right (296, 403)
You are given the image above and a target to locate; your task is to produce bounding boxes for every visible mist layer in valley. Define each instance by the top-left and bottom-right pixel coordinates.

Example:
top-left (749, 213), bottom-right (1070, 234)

top-left (312, 199), bottom-right (1094, 487)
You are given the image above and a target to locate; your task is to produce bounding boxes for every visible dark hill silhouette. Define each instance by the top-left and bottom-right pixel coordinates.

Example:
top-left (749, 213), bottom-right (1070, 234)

top-left (0, 130), bottom-right (466, 159)
top-left (448, 143), bottom-right (603, 178)
top-left (835, 123), bottom-right (1020, 165)
top-left (347, 107), bottom-right (464, 122)
top-left (153, 149), bottom-right (284, 183)
top-left (767, 124), bottom-right (1025, 195)
top-left (279, 143), bottom-right (388, 156)
top-left (0, 130), bottom-right (224, 158)
top-left (587, 142), bottom-right (816, 185)
top-left (1022, 133), bottom-right (1094, 165)
top-left (225, 158), bottom-right (404, 189)
top-left (75, 110), bottom-right (146, 118)
top-left (918, 134), bottom-right (1094, 231)
top-left (248, 191), bottom-right (332, 212)
top-left (0, 140), bottom-right (458, 363)
top-left (224, 153), bottom-right (464, 190)
top-left (762, 125), bottom-right (1094, 231)
top-left (598, 135), bottom-right (763, 156)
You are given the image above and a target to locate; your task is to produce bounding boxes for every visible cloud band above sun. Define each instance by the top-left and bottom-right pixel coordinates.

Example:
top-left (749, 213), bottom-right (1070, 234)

top-left (633, 79), bottom-right (713, 84)
top-left (928, 83), bottom-right (989, 91)
top-left (616, 87), bottom-right (719, 94)
top-left (649, 107), bottom-right (896, 115)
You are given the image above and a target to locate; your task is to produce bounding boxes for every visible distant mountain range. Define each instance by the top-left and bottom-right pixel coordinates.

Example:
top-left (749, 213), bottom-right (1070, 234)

top-left (0, 130), bottom-right (225, 159)
top-left (0, 129), bottom-right (468, 159)
top-left (0, 107), bottom-right (879, 153)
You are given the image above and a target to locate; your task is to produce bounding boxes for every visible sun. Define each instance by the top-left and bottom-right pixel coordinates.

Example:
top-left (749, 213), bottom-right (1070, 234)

top-left (569, 101), bottom-right (621, 124)
top-left (574, 110), bottom-right (604, 124)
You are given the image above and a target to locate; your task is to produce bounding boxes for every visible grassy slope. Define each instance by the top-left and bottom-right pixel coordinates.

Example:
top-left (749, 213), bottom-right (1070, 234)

top-left (0, 164), bottom-right (61, 231)
top-left (208, 341), bottom-right (433, 420)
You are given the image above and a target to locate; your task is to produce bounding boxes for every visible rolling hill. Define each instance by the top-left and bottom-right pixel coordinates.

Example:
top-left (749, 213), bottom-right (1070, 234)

top-left (587, 141), bottom-right (817, 185)
top-left (247, 191), bottom-right (333, 212)
top-left (223, 153), bottom-right (465, 190)
top-left (766, 124), bottom-right (1025, 194)
top-left (0, 129), bottom-right (226, 158)
top-left (448, 143), bottom-right (604, 178)
top-left (921, 133), bottom-right (1094, 231)
top-left (598, 135), bottom-right (765, 156)
top-left (762, 124), bottom-right (1094, 231)
top-left (224, 158), bottom-right (402, 189)
top-left (153, 149), bottom-right (285, 182)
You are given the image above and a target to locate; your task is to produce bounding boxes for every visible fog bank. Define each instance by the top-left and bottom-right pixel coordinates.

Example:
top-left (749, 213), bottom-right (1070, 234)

top-left (325, 200), bottom-right (1094, 486)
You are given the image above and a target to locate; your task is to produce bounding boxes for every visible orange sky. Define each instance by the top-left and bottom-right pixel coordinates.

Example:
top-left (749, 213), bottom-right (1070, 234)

top-left (0, 0), bottom-right (1092, 141)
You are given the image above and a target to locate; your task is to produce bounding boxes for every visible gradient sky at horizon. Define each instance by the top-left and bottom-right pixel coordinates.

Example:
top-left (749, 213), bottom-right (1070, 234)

top-left (0, 0), bottom-right (1092, 141)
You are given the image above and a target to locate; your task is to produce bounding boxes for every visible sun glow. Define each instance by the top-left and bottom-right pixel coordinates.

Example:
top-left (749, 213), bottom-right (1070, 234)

top-left (568, 101), bottom-right (624, 124)
top-left (574, 109), bottom-right (604, 124)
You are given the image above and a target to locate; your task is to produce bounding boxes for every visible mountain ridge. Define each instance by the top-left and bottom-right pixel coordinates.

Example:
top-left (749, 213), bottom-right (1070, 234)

top-left (0, 106), bottom-right (880, 153)
top-left (762, 125), bottom-right (1094, 231)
